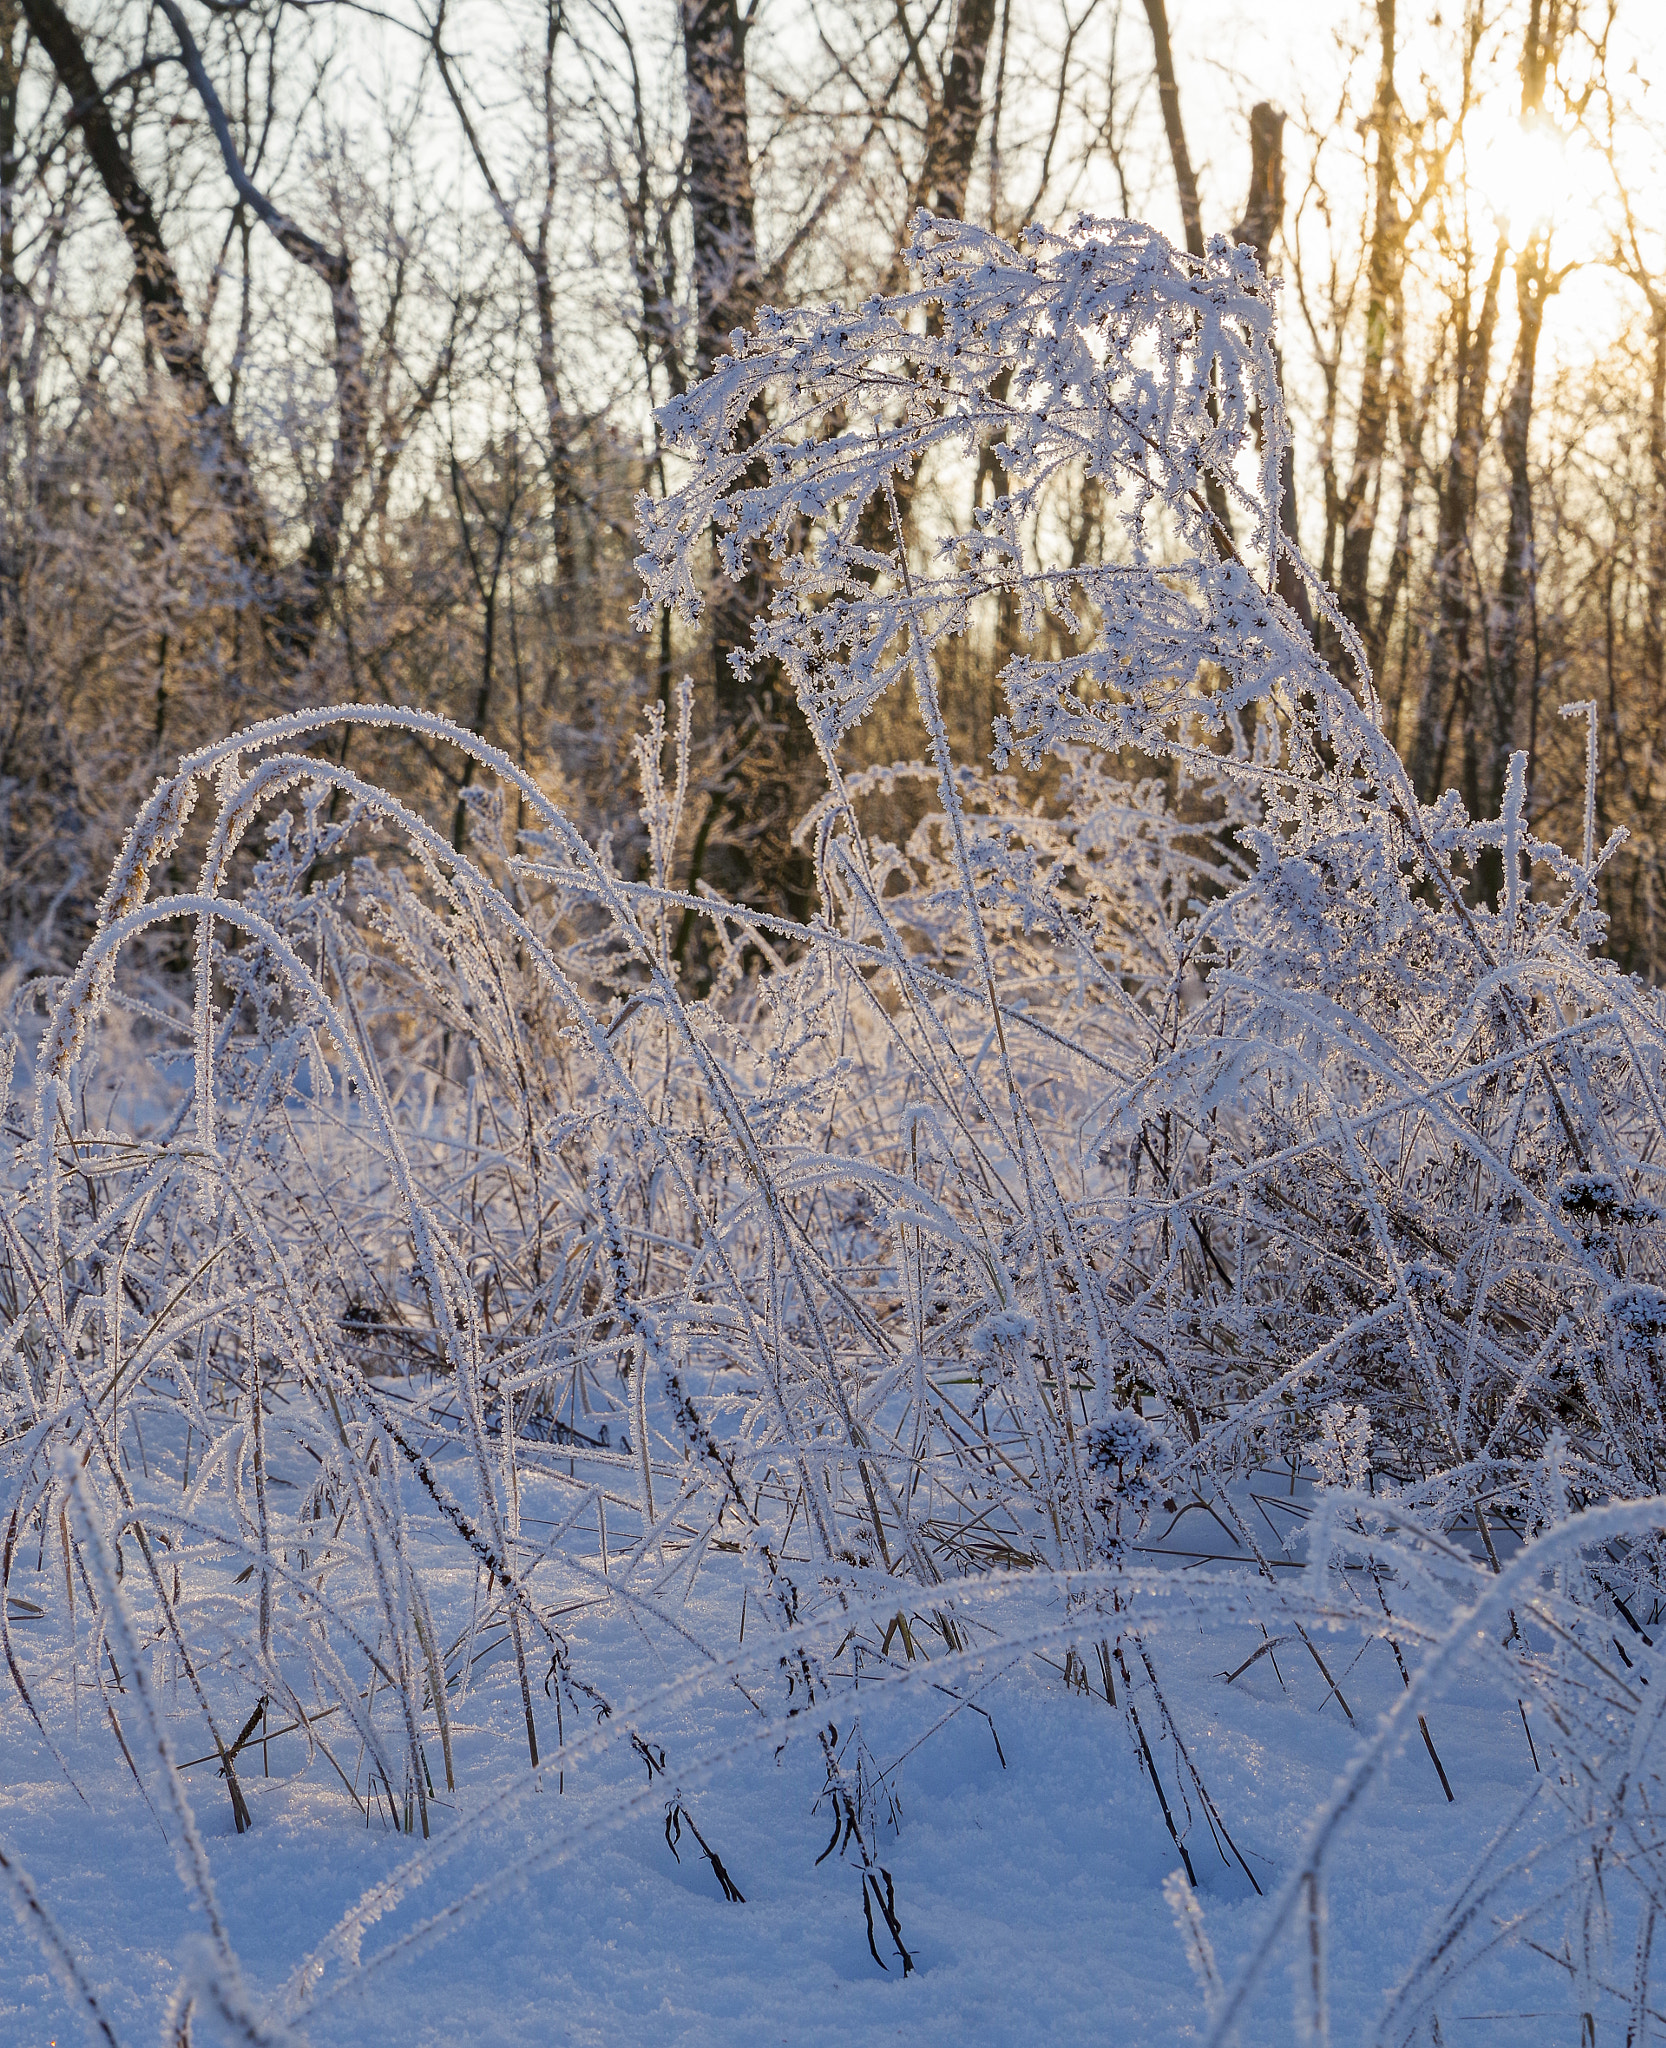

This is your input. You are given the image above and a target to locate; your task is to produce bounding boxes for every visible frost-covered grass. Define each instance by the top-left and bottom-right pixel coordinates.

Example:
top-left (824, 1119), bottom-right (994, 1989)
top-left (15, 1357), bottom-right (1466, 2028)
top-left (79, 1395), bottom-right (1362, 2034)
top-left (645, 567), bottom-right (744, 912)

top-left (7, 214), bottom-right (1666, 2045)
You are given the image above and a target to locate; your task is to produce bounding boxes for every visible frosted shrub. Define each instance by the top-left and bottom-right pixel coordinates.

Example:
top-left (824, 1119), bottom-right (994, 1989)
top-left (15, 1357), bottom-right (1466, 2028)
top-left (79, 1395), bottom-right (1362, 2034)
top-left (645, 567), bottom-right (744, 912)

top-left (6, 213), bottom-right (1666, 2041)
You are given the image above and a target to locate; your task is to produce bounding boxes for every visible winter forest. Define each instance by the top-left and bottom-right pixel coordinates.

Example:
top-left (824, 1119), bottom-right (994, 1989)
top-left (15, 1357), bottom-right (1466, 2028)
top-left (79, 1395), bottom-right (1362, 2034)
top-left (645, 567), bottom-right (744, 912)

top-left (5, 0), bottom-right (1666, 2040)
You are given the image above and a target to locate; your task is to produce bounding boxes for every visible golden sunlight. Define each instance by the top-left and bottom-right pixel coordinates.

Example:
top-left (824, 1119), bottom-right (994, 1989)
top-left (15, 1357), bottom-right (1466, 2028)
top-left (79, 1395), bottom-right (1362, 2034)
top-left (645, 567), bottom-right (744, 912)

top-left (1461, 100), bottom-right (1609, 255)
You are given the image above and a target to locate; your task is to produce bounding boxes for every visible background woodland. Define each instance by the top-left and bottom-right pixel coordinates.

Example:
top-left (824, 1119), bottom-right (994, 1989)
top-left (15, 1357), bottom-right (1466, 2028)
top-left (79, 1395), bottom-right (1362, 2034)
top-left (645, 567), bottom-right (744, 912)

top-left (0, 0), bottom-right (1661, 975)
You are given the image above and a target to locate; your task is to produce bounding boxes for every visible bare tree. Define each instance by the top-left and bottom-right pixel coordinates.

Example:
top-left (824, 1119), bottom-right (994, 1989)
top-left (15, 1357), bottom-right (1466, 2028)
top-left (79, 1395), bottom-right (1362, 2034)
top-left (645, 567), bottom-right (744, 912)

top-left (19, 0), bottom-right (373, 669)
top-left (20, 0), bottom-right (276, 595)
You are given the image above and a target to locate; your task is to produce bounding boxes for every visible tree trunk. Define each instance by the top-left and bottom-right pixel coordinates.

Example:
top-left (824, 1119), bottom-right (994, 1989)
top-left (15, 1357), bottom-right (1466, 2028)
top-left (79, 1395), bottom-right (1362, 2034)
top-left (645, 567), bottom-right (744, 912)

top-left (1142, 0), bottom-right (1240, 553)
top-left (1644, 299), bottom-right (1666, 707)
top-left (682, 0), bottom-right (770, 734)
top-left (1409, 232), bottom-right (1507, 804)
top-left (880, 0), bottom-right (999, 296)
top-left (1486, 229), bottom-right (1550, 811)
top-left (1231, 103), bottom-right (1314, 639)
top-left (1336, 0), bottom-right (1404, 671)
top-left (683, 0), bottom-right (761, 386)
top-left (0, 0), bottom-right (16, 465)
top-left (678, 0), bottom-right (819, 935)
top-left (1373, 320), bottom-right (1441, 748)
top-left (1469, 0), bottom-right (1558, 899)
top-left (1142, 0), bottom-right (1204, 261)
top-left (529, 0), bottom-right (581, 707)
top-left (920, 0), bottom-right (998, 223)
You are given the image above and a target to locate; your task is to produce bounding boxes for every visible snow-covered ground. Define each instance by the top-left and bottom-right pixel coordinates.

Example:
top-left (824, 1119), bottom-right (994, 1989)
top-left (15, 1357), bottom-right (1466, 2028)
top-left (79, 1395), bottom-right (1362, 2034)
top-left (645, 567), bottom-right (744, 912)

top-left (2, 1542), bottom-right (1605, 2046)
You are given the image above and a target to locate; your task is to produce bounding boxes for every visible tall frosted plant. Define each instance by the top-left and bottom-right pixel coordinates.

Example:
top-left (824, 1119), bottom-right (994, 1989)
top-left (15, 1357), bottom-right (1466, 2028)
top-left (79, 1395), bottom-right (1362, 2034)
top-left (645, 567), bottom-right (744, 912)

top-left (638, 211), bottom-right (1666, 1535)
top-left (640, 210), bottom-right (1666, 2035)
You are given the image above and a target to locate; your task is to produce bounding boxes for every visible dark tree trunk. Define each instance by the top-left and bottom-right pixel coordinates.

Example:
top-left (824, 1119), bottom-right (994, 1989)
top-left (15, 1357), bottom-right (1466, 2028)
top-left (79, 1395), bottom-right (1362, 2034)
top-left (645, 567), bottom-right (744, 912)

top-left (682, 0), bottom-right (761, 386)
top-left (1644, 302), bottom-right (1666, 707)
top-left (1336, 0), bottom-right (1404, 672)
top-left (0, 0), bottom-right (16, 462)
top-left (1486, 229), bottom-right (1551, 814)
top-left (1373, 323), bottom-right (1440, 747)
top-left (1142, 0), bottom-right (1204, 261)
top-left (881, 0), bottom-right (999, 297)
top-left (681, 0), bottom-right (770, 736)
top-left (1409, 233), bottom-right (1507, 804)
top-left (1231, 104), bottom-right (1314, 640)
top-left (919, 0), bottom-right (998, 223)
top-left (678, 0), bottom-right (819, 936)
top-left (1482, 0), bottom-right (1558, 826)
top-left (1142, 0), bottom-right (1241, 552)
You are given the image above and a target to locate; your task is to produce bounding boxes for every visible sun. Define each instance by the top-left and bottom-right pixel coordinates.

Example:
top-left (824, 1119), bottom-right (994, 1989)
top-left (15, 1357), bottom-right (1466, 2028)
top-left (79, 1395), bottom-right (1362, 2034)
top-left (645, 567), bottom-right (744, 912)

top-left (1462, 101), bottom-right (1608, 256)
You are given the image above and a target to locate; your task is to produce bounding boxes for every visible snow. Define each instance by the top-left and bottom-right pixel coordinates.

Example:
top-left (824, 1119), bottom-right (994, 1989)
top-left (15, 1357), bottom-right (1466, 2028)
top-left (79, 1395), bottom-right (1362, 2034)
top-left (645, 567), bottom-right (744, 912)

top-left (1, 1502), bottom-right (1625, 2044)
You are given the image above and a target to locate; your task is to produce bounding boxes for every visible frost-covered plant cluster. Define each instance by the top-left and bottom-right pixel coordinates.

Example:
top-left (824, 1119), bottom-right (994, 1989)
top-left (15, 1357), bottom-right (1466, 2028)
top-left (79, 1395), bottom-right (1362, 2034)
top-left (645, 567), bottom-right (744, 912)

top-left (6, 214), bottom-right (1666, 2043)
